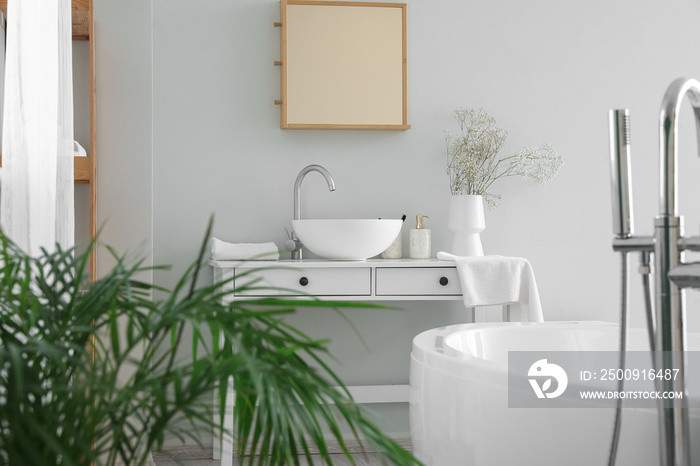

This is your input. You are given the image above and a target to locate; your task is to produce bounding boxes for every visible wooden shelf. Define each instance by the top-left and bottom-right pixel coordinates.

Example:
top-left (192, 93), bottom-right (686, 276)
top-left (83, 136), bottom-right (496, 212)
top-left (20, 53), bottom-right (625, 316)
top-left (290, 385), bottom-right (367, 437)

top-left (0, 155), bottom-right (92, 183)
top-left (74, 156), bottom-right (92, 184)
top-left (0, 0), bottom-right (90, 40)
top-left (0, 155), bottom-right (91, 183)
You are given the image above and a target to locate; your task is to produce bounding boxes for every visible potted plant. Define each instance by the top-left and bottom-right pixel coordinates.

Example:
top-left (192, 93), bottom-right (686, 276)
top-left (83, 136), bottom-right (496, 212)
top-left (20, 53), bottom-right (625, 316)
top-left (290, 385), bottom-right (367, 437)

top-left (443, 107), bottom-right (564, 255)
top-left (0, 220), bottom-right (422, 466)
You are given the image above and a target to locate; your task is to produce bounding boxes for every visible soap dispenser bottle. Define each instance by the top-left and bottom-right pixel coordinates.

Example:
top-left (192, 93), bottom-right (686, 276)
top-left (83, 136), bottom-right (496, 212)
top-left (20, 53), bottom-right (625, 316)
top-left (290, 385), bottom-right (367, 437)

top-left (410, 214), bottom-right (431, 259)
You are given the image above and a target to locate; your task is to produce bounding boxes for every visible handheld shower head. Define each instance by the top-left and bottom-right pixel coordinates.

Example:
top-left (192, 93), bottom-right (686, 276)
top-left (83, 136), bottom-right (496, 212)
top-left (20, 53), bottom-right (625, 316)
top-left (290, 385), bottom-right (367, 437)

top-left (609, 109), bottom-right (634, 239)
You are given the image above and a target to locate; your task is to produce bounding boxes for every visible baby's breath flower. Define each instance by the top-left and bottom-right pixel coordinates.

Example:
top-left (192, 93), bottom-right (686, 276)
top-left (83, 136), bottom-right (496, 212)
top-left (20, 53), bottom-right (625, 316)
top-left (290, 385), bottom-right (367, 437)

top-left (444, 108), bottom-right (564, 207)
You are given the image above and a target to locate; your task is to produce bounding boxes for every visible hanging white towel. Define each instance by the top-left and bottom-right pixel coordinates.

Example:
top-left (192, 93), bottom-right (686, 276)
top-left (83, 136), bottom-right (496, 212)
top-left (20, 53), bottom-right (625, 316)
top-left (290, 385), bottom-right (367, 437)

top-left (73, 140), bottom-right (87, 157)
top-left (211, 238), bottom-right (280, 261)
top-left (437, 251), bottom-right (544, 322)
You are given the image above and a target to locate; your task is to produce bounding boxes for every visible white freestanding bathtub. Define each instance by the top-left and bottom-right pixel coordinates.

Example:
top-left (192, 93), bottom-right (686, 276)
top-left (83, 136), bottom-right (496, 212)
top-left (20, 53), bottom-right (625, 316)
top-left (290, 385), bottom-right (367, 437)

top-left (409, 321), bottom-right (700, 466)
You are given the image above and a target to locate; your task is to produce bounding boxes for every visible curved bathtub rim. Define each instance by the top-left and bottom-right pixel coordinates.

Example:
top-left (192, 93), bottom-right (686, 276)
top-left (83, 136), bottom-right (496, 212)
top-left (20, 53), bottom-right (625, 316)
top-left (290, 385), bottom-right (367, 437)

top-left (411, 321), bottom-right (620, 377)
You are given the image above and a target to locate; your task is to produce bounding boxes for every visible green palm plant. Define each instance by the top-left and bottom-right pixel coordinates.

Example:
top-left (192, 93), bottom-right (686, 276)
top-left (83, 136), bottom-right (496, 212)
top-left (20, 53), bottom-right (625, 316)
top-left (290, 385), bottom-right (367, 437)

top-left (0, 221), bottom-right (422, 466)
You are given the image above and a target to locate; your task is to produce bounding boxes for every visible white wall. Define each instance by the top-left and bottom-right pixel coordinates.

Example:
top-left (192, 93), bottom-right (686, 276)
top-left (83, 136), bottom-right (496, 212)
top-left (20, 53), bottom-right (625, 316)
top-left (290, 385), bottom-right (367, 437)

top-left (73, 41), bottom-right (91, 259)
top-left (95, 0), bottom-right (153, 280)
top-left (98, 0), bottom-right (700, 443)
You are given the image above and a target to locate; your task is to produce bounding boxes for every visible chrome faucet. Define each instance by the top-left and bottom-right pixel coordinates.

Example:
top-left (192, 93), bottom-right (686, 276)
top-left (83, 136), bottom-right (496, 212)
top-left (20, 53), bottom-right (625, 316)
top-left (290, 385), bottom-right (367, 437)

top-left (652, 77), bottom-right (700, 466)
top-left (610, 77), bottom-right (700, 466)
top-left (289, 164), bottom-right (336, 260)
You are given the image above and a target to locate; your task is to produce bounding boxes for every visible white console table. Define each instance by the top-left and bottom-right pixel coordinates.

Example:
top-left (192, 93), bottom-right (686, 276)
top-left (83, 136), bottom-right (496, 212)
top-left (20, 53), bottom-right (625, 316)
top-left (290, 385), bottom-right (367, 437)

top-left (210, 258), bottom-right (463, 301)
top-left (209, 258), bottom-right (480, 462)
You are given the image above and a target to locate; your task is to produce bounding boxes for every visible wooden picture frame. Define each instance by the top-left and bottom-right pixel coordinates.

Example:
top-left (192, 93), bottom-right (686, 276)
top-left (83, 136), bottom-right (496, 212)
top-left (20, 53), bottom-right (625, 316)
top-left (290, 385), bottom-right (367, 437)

top-left (277, 0), bottom-right (409, 130)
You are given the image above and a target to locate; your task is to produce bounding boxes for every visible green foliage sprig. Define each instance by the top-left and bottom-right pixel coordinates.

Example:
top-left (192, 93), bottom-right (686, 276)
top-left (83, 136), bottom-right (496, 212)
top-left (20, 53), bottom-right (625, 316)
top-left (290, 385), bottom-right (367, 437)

top-left (0, 221), bottom-right (422, 466)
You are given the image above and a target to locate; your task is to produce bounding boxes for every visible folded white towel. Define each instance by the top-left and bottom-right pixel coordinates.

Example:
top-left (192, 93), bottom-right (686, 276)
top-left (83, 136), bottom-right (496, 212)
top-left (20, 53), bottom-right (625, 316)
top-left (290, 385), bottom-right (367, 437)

top-left (211, 238), bottom-right (279, 261)
top-left (437, 251), bottom-right (543, 322)
top-left (73, 140), bottom-right (87, 157)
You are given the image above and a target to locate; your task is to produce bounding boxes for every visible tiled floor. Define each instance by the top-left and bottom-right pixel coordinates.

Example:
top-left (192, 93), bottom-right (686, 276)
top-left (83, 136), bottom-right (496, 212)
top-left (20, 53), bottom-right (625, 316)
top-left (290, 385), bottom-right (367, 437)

top-left (156, 453), bottom-right (384, 466)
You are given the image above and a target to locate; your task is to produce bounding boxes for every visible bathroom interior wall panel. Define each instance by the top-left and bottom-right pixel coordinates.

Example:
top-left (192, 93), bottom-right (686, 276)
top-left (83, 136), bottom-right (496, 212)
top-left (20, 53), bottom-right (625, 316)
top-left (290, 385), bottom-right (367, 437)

top-left (88, 0), bottom-right (700, 446)
top-left (94, 0), bottom-right (154, 283)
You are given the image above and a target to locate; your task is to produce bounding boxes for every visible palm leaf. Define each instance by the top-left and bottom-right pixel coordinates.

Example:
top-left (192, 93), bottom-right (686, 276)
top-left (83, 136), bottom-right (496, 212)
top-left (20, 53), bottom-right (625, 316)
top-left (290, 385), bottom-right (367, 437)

top-left (0, 219), bottom-right (424, 466)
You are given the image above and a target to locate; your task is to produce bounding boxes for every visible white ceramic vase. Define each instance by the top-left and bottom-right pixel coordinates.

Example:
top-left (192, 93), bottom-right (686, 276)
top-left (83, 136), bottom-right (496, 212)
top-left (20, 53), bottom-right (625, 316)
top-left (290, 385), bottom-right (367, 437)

top-left (447, 194), bottom-right (485, 256)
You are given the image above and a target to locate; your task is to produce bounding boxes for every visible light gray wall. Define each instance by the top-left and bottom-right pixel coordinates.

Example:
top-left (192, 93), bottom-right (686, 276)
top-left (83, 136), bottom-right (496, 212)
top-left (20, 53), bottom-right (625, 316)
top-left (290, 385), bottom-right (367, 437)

top-left (73, 41), bottom-right (90, 258)
top-left (100, 0), bottom-right (700, 444)
top-left (95, 0), bottom-right (153, 279)
top-left (152, 0), bottom-right (700, 329)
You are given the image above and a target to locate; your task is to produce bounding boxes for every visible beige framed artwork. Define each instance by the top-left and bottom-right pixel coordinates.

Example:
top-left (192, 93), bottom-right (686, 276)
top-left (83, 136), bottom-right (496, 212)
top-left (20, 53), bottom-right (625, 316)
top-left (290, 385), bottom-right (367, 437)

top-left (276, 0), bottom-right (409, 130)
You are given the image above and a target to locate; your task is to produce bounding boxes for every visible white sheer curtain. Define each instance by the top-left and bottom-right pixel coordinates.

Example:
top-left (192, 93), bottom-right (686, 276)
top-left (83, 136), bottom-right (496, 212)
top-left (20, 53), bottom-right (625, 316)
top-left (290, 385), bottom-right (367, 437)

top-left (0, 0), bottom-right (74, 256)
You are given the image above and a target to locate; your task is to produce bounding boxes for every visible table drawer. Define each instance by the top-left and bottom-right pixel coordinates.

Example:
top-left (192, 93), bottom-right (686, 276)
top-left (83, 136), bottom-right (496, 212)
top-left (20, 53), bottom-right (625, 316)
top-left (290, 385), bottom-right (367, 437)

top-left (235, 267), bottom-right (371, 296)
top-left (375, 267), bottom-right (461, 296)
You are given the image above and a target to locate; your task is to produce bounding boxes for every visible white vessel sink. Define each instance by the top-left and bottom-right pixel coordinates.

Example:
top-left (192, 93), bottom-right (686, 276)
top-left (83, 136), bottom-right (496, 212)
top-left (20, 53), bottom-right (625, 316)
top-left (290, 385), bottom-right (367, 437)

top-left (292, 219), bottom-right (403, 260)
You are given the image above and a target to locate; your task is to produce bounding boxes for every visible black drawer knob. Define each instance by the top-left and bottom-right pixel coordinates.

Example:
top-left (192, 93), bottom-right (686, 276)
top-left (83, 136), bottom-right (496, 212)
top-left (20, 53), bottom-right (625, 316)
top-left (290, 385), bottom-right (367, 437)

top-left (299, 277), bottom-right (309, 287)
top-left (439, 276), bottom-right (449, 286)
